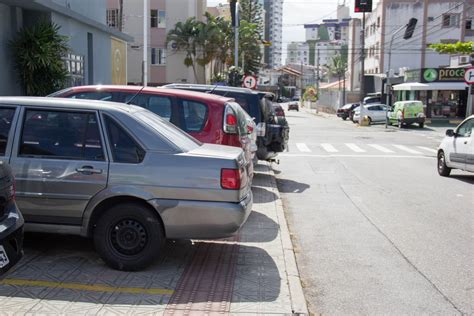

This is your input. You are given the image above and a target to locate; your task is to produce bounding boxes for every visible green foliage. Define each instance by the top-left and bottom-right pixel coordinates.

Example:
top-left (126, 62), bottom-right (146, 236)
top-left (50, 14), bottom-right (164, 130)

top-left (429, 42), bottom-right (474, 55)
top-left (237, 20), bottom-right (263, 75)
top-left (328, 54), bottom-right (347, 80)
top-left (9, 21), bottom-right (69, 96)
top-left (303, 86), bottom-right (318, 102)
top-left (238, 0), bottom-right (264, 36)
top-left (227, 66), bottom-right (244, 87)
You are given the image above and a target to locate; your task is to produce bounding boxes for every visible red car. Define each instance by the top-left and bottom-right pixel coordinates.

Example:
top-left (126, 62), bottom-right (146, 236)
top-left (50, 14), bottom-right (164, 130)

top-left (50, 85), bottom-right (254, 177)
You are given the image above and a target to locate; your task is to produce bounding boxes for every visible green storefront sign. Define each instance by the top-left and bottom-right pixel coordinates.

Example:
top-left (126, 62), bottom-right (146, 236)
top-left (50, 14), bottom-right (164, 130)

top-left (405, 68), bottom-right (466, 83)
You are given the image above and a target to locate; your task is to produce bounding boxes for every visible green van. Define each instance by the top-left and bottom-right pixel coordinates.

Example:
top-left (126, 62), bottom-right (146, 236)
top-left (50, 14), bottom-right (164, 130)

top-left (388, 100), bottom-right (426, 128)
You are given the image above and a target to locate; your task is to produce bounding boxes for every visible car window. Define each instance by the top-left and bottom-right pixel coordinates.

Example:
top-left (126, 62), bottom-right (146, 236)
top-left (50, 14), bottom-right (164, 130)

top-left (181, 100), bottom-right (208, 132)
top-left (20, 110), bottom-right (104, 161)
top-left (0, 108), bottom-right (16, 156)
top-left (457, 119), bottom-right (473, 138)
top-left (104, 116), bottom-right (145, 163)
top-left (134, 110), bottom-right (200, 152)
top-left (69, 92), bottom-right (113, 101)
top-left (147, 96), bottom-right (172, 121)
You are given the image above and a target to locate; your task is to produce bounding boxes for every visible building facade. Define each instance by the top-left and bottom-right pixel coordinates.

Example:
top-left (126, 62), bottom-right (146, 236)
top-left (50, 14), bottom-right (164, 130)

top-left (264, 0), bottom-right (283, 68)
top-left (107, 0), bottom-right (207, 85)
top-left (0, 0), bottom-right (131, 95)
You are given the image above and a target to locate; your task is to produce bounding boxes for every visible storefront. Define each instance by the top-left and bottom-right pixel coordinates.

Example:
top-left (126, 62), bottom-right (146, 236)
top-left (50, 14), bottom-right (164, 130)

top-left (393, 68), bottom-right (469, 119)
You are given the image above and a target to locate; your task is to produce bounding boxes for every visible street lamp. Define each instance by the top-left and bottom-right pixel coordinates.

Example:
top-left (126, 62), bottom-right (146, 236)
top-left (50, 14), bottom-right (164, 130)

top-left (385, 18), bottom-right (417, 128)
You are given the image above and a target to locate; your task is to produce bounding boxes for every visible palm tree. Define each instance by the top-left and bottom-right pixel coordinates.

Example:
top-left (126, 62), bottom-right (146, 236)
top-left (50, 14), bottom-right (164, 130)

top-left (328, 54), bottom-right (348, 105)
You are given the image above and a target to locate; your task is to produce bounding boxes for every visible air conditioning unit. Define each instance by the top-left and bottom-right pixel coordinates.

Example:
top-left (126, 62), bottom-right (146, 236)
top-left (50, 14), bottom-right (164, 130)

top-left (459, 55), bottom-right (469, 65)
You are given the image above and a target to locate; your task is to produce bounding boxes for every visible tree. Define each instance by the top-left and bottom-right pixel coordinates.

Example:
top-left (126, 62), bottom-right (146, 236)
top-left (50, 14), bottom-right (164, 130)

top-left (237, 20), bottom-right (263, 75)
top-left (429, 41), bottom-right (474, 55)
top-left (328, 55), bottom-right (347, 84)
top-left (9, 21), bottom-right (69, 96)
top-left (239, 0), bottom-right (264, 35)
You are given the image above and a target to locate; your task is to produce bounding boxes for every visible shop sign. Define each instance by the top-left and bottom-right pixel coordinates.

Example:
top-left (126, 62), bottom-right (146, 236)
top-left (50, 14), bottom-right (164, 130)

top-left (420, 68), bottom-right (465, 83)
top-left (404, 69), bottom-right (420, 82)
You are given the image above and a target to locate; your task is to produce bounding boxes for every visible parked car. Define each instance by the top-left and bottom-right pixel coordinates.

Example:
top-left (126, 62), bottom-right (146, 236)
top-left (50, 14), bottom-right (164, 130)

top-left (163, 84), bottom-right (289, 160)
top-left (0, 162), bottom-right (23, 276)
top-left (50, 85), bottom-right (254, 179)
top-left (337, 103), bottom-right (359, 120)
top-left (349, 104), bottom-right (360, 122)
top-left (363, 94), bottom-right (382, 104)
top-left (273, 104), bottom-right (285, 117)
top-left (387, 100), bottom-right (426, 128)
top-left (0, 97), bottom-right (253, 271)
top-left (437, 115), bottom-right (474, 177)
top-left (352, 104), bottom-right (388, 124)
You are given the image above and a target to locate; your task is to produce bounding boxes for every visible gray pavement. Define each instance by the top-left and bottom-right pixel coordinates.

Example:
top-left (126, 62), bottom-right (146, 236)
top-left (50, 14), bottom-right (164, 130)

top-left (276, 106), bottom-right (473, 315)
top-left (0, 163), bottom-right (307, 315)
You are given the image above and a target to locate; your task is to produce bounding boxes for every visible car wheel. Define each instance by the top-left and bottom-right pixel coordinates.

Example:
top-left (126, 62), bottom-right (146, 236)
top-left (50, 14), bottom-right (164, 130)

top-left (94, 203), bottom-right (164, 271)
top-left (419, 122), bottom-right (424, 128)
top-left (437, 151), bottom-right (451, 177)
top-left (367, 117), bottom-right (372, 125)
top-left (342, 117), bottom-right (347, 121)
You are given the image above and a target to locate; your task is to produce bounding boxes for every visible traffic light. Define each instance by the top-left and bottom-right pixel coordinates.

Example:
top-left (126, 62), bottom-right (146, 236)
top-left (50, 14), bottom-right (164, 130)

top-left (403, 18), bottom-right (418, 39)
top-left (354, 0), bottom-right (372, 13)
top-left (230, 0), bottom-right (238, 27)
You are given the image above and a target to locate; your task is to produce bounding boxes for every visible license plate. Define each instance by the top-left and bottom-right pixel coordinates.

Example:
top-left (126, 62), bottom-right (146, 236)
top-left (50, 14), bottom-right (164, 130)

top-left (0, 245), bottom-right (10, 269)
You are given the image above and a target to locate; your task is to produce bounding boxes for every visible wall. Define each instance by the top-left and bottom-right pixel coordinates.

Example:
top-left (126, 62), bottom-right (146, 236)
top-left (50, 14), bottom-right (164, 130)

top-left (52, 0), bottom-right (106, 24)
top-left (348, 18), bottom-right (361, 92)
top-left (122, 0), bottom-right (144, 84)
top-left (0, 4), bottom-right (22, 95)
top-left (52, 12), bottom-right (112, 84)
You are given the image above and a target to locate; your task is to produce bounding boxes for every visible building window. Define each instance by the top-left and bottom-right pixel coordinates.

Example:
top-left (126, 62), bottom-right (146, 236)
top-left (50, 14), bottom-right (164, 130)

top-left (158, 10), bottom-right (166, 28)
top-left (151, 9), bottom-right (158, 27)
top-left (466, 19), bottom-right (473, 30)
top-left (151, 48), bottom-right (166, 65)
top-left (377, 17), bottom-right (380, 28)
top-left (106, 9), bottom-right (119, 29)
top-left (442, 14), bottom-right (460, 28)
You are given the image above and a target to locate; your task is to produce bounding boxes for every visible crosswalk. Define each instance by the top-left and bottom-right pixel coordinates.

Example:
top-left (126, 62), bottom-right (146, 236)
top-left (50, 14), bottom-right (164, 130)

top-left (283, 142), bottom-right (438, 157)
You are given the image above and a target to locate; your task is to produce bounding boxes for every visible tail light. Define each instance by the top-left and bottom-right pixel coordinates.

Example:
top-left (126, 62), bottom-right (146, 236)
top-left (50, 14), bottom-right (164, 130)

top-left (247, 124), bottom-right (254, 134)
top-left (221, 168), bottom-right (241, 190)
top-left (256, 122), bottom-right (266, 137)
top-left (223, 105), bottom-right (238, 134)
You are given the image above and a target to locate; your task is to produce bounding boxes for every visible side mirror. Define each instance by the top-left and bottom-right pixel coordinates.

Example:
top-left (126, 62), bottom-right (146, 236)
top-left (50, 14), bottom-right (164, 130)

top-left (446, 129), bottom-right (455, 137)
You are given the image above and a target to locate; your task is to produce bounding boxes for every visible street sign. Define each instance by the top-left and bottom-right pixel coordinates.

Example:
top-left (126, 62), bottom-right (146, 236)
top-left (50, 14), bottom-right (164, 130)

top-left (243, 75), bottom-right (257, 89)
top-left (464, 67), bottom-right (474, 84)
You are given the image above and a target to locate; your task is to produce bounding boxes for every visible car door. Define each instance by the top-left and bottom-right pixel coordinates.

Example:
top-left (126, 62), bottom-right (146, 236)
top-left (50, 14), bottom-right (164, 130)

top-left (10, 107), bottom-right (109, 225)
top-left (450, 118), bottom-right (473, 171)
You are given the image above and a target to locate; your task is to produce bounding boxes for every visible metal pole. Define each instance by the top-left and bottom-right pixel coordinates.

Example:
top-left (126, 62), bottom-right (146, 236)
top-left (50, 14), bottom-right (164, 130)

top-left (234, 4), bottom-right (239, 68)
top-left (143, 0), bottom-right (148, 86)
top-left (316, 49), bottom-right (320, 95)
top-left (359, 12), bottom-right (366, 124)
top-left (300, 61), bottom-right (304, 96)
top-left (467, 84), bottom-right (473, 117)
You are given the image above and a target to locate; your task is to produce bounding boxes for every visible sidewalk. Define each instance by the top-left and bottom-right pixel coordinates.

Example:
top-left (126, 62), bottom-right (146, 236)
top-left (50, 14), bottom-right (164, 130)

top-left (0, 163), bottom-right (308, 315)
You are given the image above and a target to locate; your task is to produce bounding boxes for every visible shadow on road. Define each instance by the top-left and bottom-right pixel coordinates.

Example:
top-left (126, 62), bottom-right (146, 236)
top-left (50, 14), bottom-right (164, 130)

top-left (252, 186), bottom-right (278, 203)
top-left (276, 178), bottom-right (310, 193)
top-left (449, 174), bottom-right (474, 184)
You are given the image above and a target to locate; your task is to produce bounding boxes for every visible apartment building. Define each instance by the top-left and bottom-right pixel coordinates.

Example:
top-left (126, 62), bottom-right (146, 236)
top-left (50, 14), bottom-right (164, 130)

top-left (107, 0), bottom-right (207, 85)
top-left (264, 0), bottom-right (283, 68)
top-left (0, 0), bottom-right (131, 95)
top-left (286, 41), bottom-right (343, 67)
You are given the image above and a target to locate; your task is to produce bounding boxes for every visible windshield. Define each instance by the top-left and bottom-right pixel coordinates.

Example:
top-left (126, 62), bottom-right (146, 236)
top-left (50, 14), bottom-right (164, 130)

top-left (134, 110), bottom-right (201, 152)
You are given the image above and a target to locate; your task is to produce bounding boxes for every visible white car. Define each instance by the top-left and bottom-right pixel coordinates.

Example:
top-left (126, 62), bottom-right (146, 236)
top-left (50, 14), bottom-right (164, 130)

top-left (352, 103), bottom-right (388, 124)
top-left (437, 115), bottom-right (474, 176)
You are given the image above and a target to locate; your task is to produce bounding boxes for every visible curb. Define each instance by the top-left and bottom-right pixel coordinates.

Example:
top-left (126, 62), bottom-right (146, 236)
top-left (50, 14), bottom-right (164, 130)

top-left (265, 162), bottom-right (309, 315)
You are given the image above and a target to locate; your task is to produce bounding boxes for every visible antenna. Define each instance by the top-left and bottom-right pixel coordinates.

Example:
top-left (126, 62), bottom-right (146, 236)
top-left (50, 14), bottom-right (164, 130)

top-left (126, 86), bottom-right (146, 105)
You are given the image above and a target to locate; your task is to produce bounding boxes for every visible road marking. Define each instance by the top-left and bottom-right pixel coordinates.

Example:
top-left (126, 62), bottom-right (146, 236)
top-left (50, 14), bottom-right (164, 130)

top-left (368, 144), bottom-right (394, 153)
top-left (345, 143), bottom-right (366, 153)
top-left (278, 154), bottom-right (434, 159)
top-left (321, 143), bottom-right (338, 152)
top-left (393, 145), bottom-right (422, 154)
top-left (0, 279), bottom-right (174, 295)
top-left (296, 143), bottom-right (311, 152)
top-left (416, 146), bottom-right (437, 154)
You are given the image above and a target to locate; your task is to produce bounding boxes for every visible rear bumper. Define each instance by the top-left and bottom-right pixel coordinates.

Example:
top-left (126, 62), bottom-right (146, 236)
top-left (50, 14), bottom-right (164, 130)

top-left (150, 192), bottom-right (253, 239)
top-left (402, 117), bottom-right (425, 125)
top-left (0, 202), bottom-right (24, 275)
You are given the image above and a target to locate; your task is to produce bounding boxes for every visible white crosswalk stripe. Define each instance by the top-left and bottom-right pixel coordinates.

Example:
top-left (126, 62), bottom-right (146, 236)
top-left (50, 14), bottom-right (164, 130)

top-left (393, 145), bottom-right (422, 154)
top-left (321, 143), bottom-right (338, 153)
top-left (296, 143), bottom-right (311, 152)
top-left (345, 143), bottom-right (366, 153)
top-left (416, 146), bottom-right (437, 154)
top-left (368, 144), bottom-right (394, 153)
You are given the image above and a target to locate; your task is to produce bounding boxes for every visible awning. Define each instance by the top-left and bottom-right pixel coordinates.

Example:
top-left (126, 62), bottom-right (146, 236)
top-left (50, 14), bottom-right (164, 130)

top-left (393, 82), bottom-right (468, 91)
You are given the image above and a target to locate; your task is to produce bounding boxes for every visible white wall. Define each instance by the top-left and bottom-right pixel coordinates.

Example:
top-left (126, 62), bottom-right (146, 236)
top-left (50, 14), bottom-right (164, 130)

top-left (52, 0), bottom-right (107, 24)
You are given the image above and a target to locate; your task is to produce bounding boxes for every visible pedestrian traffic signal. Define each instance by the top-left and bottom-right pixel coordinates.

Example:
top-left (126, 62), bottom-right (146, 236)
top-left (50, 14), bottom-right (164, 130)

top-left (230, 0), bottom-right (238, 27)
top-left (403, 18), bottom-right (418, 39)
top-left (354, 0), bottom-right (372, 13)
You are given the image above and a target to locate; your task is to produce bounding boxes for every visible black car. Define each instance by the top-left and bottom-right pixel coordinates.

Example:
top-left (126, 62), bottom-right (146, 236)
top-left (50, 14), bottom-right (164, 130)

top-left (337, 103), bottom-right (359, 120)
top-left (164, 84), bottom-right (289, 160)
top-left (0, 162), bottom-right (23, 275)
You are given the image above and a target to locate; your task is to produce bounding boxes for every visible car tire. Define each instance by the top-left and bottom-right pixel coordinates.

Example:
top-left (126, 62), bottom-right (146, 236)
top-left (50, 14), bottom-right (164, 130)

top-left (342, 117), bottom-right (347, 121)
top-left (437, 151), bottom-right (451, 177)
top-left (368, 117), bottom-right (372, 125)
top-left (419, 122), bottom-right (424, 128)
top-left (93, 203), bottom-right (165, 271)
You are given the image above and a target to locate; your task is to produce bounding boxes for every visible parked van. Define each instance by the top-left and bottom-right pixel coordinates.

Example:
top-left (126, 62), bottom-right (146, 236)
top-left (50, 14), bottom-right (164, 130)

top-left (388, 100), bottom-right (426, 128)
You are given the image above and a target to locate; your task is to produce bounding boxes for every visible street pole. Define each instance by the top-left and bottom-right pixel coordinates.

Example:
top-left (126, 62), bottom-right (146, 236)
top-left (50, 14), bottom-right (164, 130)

top-left (143, 0), bottom-right (148, 86)
top-left (300, 61), bottom-right (304, 97)
top-left (316, 49), bottom-right (320, 96)
top-left (359, 12), bottom-right (366, 124)
top-left (234, 4), bottom-right (239, 68)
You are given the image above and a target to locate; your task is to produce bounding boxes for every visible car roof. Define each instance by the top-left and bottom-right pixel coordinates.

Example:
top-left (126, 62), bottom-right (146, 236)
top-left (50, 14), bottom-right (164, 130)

top-left (162, 83), bottom-right (259, 95)
top-left (0, 96), bottom-right (145, 114)
top-left (58, 85), bottom-right (234, 103)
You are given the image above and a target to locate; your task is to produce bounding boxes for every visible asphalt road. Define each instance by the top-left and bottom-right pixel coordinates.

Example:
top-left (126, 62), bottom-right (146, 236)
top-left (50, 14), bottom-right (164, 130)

top-left (274, 107), bottom-right (473, 315)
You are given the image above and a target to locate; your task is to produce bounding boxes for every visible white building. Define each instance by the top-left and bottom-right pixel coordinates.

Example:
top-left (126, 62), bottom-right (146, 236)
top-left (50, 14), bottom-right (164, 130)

top-left (264, 0), bottom-right (283, 68)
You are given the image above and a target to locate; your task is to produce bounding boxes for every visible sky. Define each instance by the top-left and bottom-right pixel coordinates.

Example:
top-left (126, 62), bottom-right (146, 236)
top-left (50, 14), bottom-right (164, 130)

top-left (207, 0), bottom-right (381, 62)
